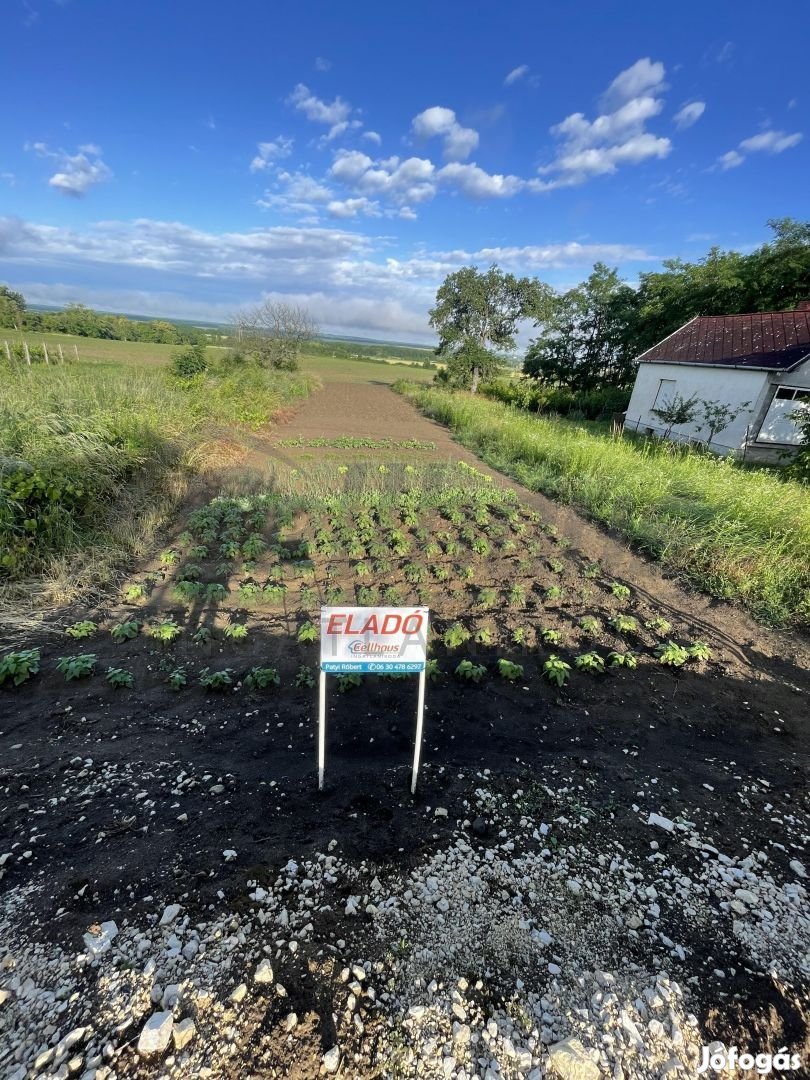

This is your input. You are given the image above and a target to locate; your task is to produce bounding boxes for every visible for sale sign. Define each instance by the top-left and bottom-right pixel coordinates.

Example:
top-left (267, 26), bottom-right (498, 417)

top-left (320, 606), bottom-right (429, 673)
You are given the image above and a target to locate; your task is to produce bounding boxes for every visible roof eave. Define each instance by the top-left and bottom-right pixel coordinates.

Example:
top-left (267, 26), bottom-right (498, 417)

top-left (637, 353), bottom-right (810, 373)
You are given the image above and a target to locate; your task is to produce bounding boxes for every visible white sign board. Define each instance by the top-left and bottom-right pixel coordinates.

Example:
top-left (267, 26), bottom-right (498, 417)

top-left (317, 606), bottom-right (430, 794)
top-left (320, 606), bottom-right (429, 674)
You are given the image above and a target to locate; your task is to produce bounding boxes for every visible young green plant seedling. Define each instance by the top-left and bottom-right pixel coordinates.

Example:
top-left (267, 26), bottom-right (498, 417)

top-left (426, 658), bottom-right (443, 682)
top-left (646, 617), bottom-right (673, 636)
top-left (442, 623), bottom-right (471, 649)
top-left (199, 667), bottom-right (234, 690)
top-left (178, 564), bottom-right (202, 581)
top-left (354, 561), bottom-right (371, 578)
top-left (579, 616), bottom-right (600, 636)
top-left (223, 623), bottom-right (248, 641)
top-left (245, 666), bottom-right (280, 690)
top-left (610, 582), bottom-right (632, 601)
top-left (160, 549), bottom-right (180, 566)
top-left (123, 583), bottom-right (147, 602)
top-left (0, 649), bottom-right (40, 687)
top-left (167, 666), bottom-right (188, 690)
top-left (608, 650), bottom-right (638, 669)
top-left (192, 626), bottom-right (212, 645)
top-left (206, 583), bottom-right (229, 603)
top-left (336, 673), bottom-right (362, 693)
top-left (542, 655), bottom-right (571, 687)
top-left (189, 545), bottom-right (208, 560)
top-left (655, 641), bottom-right (690, 667)
top-left (238, 582), bottom-right (262, 603)
top-left (545, 585), bottom-right (563, 601)
top-left (149, 619), bottom-right (182, 643)
top-left (540, 628), bottom-right (562, 646)
top-left (610, 614), bottom-right (639, 635)
top-left (497, 658), bottom-right (524, 682)
top-left (548, 559), bottom-right (564, 574)
top-left (512, 627), bottom-right (530, 647)
top-left (477, 587), bottom-right (497, 609)
top-left (174, 580), bottom-right (204, 603)
top-left (110, 620), bottom-right (140, 643)
top-left (508, 583), bottom-right (526, 608)
top-left (474, 628), bottom-right (495, 646)
top-left (56, 654), bottom-right (97, 681)
top-left (297, 621), bottom-right (318, 644)
top-left (687, 641), bottom-right (713, 662)
top-left (574, 651), bottom-right (606, 673)
top-left (65, 620), bottom-right (97, 640)
top-left (295, 665), bottom-right (316, 689)
top-left (454, 659), bottom-right (487, 683)
top-left (105, 667), bottom-right (134, 689)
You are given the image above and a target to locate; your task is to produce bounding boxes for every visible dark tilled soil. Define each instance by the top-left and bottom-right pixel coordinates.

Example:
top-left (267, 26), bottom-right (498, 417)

top-left (1, 379), bottom-right (809, 1056)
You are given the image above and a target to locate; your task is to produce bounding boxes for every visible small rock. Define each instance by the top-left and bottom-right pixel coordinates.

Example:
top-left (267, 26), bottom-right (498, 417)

top-left (790, 859), bottom-right (807, 878)
top-left (283, 1012), bottom-right (298, 1032)
top-left (137, 1012), bottom-right (174, 1057)
top-left (254, 960), bottom-right (274, 984)
top-left (230, 983), bottom-right (248, 1003)
top-left (173, 1018), bottom-right (196, 1050)
top-left (647, 813), bottom-right (675, 832)
top-left (159, 904), bottom-right (181, 926)
top-left (322, 1046), bottom-right (341, 1072)
top-left (547, 1037), bottom-right (600, 1080)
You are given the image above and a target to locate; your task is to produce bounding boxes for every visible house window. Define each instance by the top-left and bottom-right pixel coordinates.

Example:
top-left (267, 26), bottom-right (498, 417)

top-left (652, 379), bottom-right (676, 409)
top-left (756, 385), bottom-right (810, 444)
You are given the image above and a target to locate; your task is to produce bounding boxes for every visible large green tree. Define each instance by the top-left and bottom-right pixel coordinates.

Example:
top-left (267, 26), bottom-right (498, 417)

top-left (429, 265), bottom-right (552, 392)
top-left (0, 285), bottom-right (26, 330)
top-left (523, 263), bottom-right (638, 390)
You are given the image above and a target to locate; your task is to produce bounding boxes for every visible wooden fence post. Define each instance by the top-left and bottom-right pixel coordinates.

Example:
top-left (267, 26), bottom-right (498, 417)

top-left (42, 342), bottom-right (50, 365)
top-left (3, 340), bottom-right (10, 364)
top-left (23, 341), bottom-right (31, 366)
top-left (57, 343), bottom-right (65, 364)
top-left (73, 344), bottom-right (79, 361)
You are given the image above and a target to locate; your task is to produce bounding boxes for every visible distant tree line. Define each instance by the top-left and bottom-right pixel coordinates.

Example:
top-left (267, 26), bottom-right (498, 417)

top-left (0, 291), bottom-right (205, 345)
top-left (429, 218), bottom-right (810, 394)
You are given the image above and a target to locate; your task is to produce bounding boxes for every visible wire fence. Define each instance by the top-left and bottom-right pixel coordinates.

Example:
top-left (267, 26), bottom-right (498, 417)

top-left (2, 339), bottom-right (80, 366)
top-left (620, 415), bottom-right (751, 460)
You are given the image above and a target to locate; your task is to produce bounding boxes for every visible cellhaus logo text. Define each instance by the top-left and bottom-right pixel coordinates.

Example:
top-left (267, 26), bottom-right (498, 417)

top-left (697, 1044), bottom-right (802, 1074)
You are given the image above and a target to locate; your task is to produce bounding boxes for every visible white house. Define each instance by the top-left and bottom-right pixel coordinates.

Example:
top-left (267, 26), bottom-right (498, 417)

top-left (625, 301), bottom-right (810, 462)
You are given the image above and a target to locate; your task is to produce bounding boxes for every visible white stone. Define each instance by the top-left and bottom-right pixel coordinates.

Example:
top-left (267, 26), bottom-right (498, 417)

top-left (159, 904), bottom-right (181, 926)
top-left (789, 859), bottom-right (807, 878)
top-left (647, 813), bottom-right (675, 832)
top-left (283, 1012), bottom-right (298, 1032)
top-left (547, 1037), bottom-right (600, 1080)
top-left (173, 1018), bottom-right (196, 1050)
top-left (137, 1012), bottom-right (174, 1056)
top-left (230, 983), bottom-right (248, 1003)
top-left (255, 960), bottom-right (274, 984)
top-left (734, 888), bottom-right (759, 906)
top-left (322, 1046), bottom-right (341, 1072)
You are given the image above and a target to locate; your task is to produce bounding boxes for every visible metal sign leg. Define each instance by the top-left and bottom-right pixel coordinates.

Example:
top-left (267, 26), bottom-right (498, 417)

top-left (411, 668), bottom-right (427, 794)
top-left (318, 671), bottom-right (327, 791)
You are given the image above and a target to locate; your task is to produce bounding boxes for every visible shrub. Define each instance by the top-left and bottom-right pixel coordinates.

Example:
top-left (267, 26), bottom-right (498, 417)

top-left (169, 343), bottom-right (208, 380)
top-left (148, 618), bottom-right (182, 643)
top-left (687, 640), bottom-right (712, 662)
top-left (574, 651), bottom-right (605, 673)
top-left (608, 650), bottom-right (638, 669)
top-left (443, 623), bottom-right (471, 649)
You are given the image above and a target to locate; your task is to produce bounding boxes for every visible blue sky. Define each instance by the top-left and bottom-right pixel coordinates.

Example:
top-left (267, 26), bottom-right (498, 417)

top-left (1, 0), bottom-right (807, 343)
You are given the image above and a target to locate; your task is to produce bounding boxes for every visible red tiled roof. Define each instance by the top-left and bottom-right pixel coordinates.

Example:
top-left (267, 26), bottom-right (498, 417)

top-left (637, 306), bottom-right (810, 370)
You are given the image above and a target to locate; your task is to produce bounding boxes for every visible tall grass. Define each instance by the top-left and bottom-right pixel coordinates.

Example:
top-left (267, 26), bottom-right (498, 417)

top-left (0, 362), bottom-right (314, 623)
top-left (397, 383), bottom-right (810, 629)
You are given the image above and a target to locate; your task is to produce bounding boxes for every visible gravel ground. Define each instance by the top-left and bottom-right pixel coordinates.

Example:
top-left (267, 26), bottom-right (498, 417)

top-left (2, 770), bottom-right (808, 1079)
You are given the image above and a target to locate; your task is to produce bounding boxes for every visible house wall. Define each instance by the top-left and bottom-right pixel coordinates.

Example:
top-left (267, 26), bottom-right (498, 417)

top-left (625, 363), bottom-right (768, 453)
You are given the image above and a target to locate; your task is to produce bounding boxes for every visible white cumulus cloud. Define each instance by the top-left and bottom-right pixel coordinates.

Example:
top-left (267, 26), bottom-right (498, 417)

top-left (250, 136), bottom-right (294, 172)
top-left (411, 106), bottom-right (479, 161)
top-left (536, 58), bottom-right (671, 189)
top-left (287, 83), bottom-right (361, 143)
top-left (26, 141), bottom-right (112, 197)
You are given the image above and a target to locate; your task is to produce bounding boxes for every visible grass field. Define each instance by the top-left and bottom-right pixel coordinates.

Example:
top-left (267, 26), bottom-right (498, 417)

top-left (0, 329), bottom-right (436, 383)
top-left (0, 338), bottom-right (315, 623)
top-left (398, 382), bottom-right (810, 629)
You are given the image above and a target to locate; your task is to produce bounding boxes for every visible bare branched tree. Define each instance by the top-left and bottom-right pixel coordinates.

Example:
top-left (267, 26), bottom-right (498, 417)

top-left (231, 301), bottom-right (317, 370)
